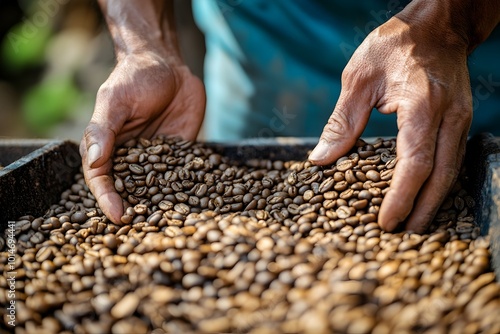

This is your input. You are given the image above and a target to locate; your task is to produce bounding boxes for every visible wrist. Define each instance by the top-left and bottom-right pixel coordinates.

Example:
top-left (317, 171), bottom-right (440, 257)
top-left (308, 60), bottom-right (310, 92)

top-left (465, 1), bottom-right (500, 53)
top-left (397, 0), bottom-right (500, 54)
top-left (396, 1), bottom-right (468, 54)
top-left (99, 0), bottom-right (182, 63)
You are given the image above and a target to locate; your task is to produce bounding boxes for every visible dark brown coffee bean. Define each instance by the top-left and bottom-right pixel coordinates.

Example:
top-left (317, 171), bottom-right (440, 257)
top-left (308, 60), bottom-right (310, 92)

top-left (129, 164), bottom-right (144, 175)
top-left (174, 203), bottom-right (190, 216)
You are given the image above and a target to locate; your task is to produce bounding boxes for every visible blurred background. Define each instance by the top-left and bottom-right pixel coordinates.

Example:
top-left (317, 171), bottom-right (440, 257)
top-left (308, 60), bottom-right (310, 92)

top-left (0, 0), bottom-right (204, 142)
top-left (3, 1), bottom-right (498, 143)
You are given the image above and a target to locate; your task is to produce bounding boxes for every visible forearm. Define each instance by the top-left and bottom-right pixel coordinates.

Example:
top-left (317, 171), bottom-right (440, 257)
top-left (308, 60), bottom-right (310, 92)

top-left (397, 0), bottom-right (500, 54)
top-left (98, 0), bottom-right (181, 63)
top-left (467, 0), bottom-right (500, 53)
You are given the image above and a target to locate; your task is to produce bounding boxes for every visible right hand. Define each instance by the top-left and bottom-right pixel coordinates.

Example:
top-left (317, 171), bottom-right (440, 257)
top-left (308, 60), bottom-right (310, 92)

top-left (309, 12), bottom-right (472, 233)
top-left (80, 51), bottom-right (206, 224)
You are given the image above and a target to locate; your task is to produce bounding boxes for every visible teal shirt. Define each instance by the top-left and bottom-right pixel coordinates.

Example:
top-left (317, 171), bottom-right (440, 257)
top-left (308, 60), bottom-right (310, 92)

top-left (193, 0), bottom-right (500, 141)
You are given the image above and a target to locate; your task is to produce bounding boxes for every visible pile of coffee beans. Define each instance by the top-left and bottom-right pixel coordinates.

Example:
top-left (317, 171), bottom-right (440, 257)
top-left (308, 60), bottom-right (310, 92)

top-left (113, 136), bottom-right (395, 232)
top-left (1, 136), bottom-right (499, 333)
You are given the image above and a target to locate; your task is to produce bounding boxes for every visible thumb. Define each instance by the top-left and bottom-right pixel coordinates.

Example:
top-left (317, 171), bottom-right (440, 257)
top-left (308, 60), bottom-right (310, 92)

top-left (309, 86), bottom-right (373, 165)
top-left (81, 122), bottom-right (117, 168)
top-left (79, 101), bottom-right (126, 224)
top-left (81, 80), bottom-right (128, 168)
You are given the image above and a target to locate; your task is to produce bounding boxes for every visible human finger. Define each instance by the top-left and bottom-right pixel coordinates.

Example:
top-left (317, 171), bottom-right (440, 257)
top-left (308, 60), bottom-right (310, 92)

top-left (378, 105), bottom-right (440, 231)
top-left (404, 112), bottom-right (470, 232)
top-left (80, 122), bottom-right (124, 224)
top-left (309, 72), bottom-right (375, 165)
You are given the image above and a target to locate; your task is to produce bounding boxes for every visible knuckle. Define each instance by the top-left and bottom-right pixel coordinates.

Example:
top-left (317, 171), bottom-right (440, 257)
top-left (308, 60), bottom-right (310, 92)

top-left (322, 108), bottom-right (353, 142)
top-left (449, 109), bottom-right (473, 129)
top-left (79, 140), bottom-right (86, 158)
top-left (341, 53), bottom-right (372, 85)
top-left (83, 123), bottom-right (98, 141)
top-left (96, 82), bottom-right (112, 98)
top-left (406, 151), bottom-right (434, 177)
top-left (437, 161), bottom-right (460, 186)
top-left (445, 101), bottom-right (472, 121)
top-left (82, 123), bottom-right (110, 149)
top-left (340, 67), bottom-right (357, 85)
top-left (97, 79), bottom-right (126, 103)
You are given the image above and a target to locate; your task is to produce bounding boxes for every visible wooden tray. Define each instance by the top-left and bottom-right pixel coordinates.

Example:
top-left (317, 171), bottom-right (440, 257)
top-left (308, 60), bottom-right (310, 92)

top-left (0, 140), bottom-right (81, 227)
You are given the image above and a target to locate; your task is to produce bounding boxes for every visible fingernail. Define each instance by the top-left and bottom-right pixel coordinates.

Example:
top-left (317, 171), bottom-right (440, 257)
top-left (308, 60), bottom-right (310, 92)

top-left (88, 143), bottom-right (102, 167)
top-left (308, 140), bottom-right (330, 162)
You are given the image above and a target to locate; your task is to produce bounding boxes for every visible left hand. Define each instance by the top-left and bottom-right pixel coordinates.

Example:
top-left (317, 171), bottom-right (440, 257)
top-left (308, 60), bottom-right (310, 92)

top-left (308, 12), bottom-right (472, 233)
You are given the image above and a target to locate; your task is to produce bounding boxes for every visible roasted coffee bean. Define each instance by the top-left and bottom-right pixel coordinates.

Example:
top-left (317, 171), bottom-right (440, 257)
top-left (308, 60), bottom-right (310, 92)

top-left (129, 164), bottom-right (144, 175)
top-left (114, 178), bottom-right (125, 193)
top-left (15, 219), bottom-right (32, 235)
top-left (336, 206), bottom-right (353, 219)
top-left (3, 135), bottom-right (498, 334)
top-left (111, 292), bottom-right (140, 319)
top-left (103, 234), bottom-right (118, 249)
top-left (337, 159), bottom-right (355, 172)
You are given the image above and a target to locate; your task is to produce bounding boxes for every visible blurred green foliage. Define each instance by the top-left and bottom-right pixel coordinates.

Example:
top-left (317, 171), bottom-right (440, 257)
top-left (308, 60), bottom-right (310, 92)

top-left (1, 20), bottom-right (51, 72)
top-left (0, 0), bottom-right (89, 137)
top-left (22, 75), bottom-right (81, 135)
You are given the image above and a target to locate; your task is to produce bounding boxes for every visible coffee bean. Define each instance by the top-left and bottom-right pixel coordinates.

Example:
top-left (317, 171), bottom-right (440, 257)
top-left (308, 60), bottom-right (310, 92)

top-left (183, 273), bottom-right (204, 288)
top-left (103, 235), bottom-right (118, 249)
top-left (174, 203), bottom-right (190, 216)
top-left (30, 231), bottom-right (45, 244)
top-left (111, 293), bottom-right (140, 319)
top-left (129, 164), bottom-right (144, 175)
top-left (15, 219), bottom-right (32, 235)
top-left (5, 135), bottom-right (498, 333)
top-left (198, 317), bottom-right (231, 333)
top-left (36, 246), bottom-right (55, 262)
top-left (365, 170), bottom-right (381, 182)
top-left (336, 206), bottom-right (352, 219)
top-left (337, 159), bottom-right (355, 172)
top-left (360, 213), bottom-right (377, 224)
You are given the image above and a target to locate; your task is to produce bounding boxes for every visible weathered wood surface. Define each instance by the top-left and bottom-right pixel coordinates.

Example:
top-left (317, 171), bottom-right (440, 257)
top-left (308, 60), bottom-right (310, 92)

top-left (0, 140), bottom-right (81, 228)
top-left (465, 133), bottom-right (500, 280)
